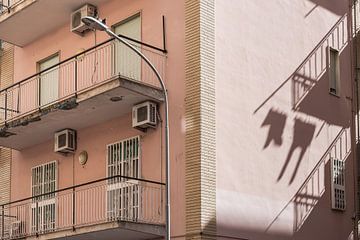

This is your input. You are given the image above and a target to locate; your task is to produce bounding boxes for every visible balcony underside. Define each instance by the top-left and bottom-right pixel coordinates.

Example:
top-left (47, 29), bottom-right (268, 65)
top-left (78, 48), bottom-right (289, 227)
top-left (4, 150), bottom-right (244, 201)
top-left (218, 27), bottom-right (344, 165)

top-left (27, 221), bottom-right (165, 240)
top-left (0, 76), bottom-right (163, 150)
top-left (0, 0), bottom-right (110, 46)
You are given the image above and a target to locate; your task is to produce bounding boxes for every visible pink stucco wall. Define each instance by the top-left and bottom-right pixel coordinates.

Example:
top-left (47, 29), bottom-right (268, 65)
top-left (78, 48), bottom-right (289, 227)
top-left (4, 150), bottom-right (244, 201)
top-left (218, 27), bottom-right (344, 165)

top-left (10, 0), bottom-right (185, 237)
top-left (216, 0), bottom-right (355, 239)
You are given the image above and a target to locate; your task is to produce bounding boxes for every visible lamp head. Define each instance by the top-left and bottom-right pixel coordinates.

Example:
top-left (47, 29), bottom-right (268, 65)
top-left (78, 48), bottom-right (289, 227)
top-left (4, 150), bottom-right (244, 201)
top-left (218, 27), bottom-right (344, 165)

top-left (81, 16), bottom-right (109, 31)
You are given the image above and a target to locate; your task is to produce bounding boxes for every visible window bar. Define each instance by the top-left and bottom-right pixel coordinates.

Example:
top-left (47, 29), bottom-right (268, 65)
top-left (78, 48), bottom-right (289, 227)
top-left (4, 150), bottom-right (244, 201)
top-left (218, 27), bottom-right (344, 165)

top-left (38, 75), bottom-right (41, 108)
top-left (4, 90), bottom-right (7, 121)
top-left (17, 85), bottom-right (21, 114)
top-left (74, 60), bottom-right (78, 96)
top-left (35, 201), bottom-right (39, 236)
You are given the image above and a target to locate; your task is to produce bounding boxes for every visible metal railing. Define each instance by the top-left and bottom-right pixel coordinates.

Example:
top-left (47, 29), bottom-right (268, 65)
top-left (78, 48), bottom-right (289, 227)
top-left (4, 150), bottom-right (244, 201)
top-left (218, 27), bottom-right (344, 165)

top-left (0, 0), bottom-right (23, 14)
top-left (0, 175), bottom-right (165, 239)
top-left (0, 35), bottom-right (166, 123)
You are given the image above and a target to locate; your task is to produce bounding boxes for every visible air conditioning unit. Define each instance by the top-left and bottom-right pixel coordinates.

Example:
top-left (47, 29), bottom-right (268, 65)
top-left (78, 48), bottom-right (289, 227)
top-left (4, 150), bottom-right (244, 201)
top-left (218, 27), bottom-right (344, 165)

top-left (70, 4), bottom-right (97, 34)
top-left (55, 129), bottom-right (76, 153)
top-left (132, 101), bottom-right (157, 129)
top-left (10, 220), bottom-right (24, 237)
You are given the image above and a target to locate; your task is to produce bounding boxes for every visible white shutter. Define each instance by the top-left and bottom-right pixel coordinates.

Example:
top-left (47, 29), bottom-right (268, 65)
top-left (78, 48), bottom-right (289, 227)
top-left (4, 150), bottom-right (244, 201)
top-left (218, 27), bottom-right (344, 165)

top-left (39, 54), bottom-right (59, 106)
top-left (331, 158), bottom-right (346, 210)
top-left (114, 14), bottom-right (141, 81)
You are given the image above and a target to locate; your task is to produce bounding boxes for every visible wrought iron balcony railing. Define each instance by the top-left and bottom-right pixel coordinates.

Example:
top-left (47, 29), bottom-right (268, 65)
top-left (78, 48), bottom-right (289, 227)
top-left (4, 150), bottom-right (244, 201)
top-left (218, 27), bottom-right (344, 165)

top-left (0, 0), bottom-right (23, 14)
top-left (0, 175), bottom-right (165, 239)
top-left (0, 34), bottom-right (166, 124)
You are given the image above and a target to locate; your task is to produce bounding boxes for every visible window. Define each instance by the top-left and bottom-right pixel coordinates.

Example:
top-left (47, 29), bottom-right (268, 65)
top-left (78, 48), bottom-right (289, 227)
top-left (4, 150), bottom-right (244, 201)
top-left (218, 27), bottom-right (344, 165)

top-left (31, 161), bottom-right (57, 233)
top-left (38, 54), bottom-right (59, 106)
top-left (113, 14), bottom-right (141, 81)
top-left (329, 48), bottom-right (340, 95)
top-left (330, 158), bottom-right (345, 211)
top-left (106, 136), bottom-right (140, 221)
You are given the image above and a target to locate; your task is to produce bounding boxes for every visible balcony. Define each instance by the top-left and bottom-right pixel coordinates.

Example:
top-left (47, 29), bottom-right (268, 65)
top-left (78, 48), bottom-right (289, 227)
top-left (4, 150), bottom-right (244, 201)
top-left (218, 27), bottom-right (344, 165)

top-left (0, 176), bottom-right (165, 240)
top-left (0, 0), bottom-right (111, 46)
top-left (0, 36), bottom-right (165, 149)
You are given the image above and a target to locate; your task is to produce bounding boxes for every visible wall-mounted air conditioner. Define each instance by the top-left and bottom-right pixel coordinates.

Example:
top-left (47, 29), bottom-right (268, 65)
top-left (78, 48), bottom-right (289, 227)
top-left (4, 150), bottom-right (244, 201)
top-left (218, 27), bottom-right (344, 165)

top-left (55, 129), bottom-right (76, 153)
top-left (70, 4), bottom-right (97, 35)
top-left (132, 101), bottom-right (157, 129)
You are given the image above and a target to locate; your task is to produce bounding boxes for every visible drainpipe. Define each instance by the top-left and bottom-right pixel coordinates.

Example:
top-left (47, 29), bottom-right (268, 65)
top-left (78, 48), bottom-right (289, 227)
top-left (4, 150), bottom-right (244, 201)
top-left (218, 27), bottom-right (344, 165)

top-left (352, 1), bottom-right (360, 239)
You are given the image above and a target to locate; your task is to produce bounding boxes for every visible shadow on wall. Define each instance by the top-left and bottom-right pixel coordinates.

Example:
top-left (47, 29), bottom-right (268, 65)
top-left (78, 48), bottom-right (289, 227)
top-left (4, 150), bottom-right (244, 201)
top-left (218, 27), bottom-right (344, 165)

top-left (307, 0), bottom-right (348, 17)
top-left (254, 14), bottom-right (348, 114)
top-left (216, 128), bottom-right (352, 240)
top-left (261, 109), bottom-right (287, 149)
top-left (230, 12), bottom-right (355, 240)
top-left (257, 14), bottom-right (350, 185)
top-left (292, 14), bottom-right (347, 110)
top-left (277, 118), bottom-right (316, 184)
top-left (261, 110), bottom-right (316, 185)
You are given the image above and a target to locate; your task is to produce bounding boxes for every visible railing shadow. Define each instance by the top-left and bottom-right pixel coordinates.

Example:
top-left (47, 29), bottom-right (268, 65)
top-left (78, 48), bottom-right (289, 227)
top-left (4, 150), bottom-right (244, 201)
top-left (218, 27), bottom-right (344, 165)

top-left (253, 14), bottom-right (348, 114)
top-left (292, 15), bottom-right (347, 109)
top-left (266, 127), bottom-right (351, 233)
top-left (307, 0), bottom-right (348, 17)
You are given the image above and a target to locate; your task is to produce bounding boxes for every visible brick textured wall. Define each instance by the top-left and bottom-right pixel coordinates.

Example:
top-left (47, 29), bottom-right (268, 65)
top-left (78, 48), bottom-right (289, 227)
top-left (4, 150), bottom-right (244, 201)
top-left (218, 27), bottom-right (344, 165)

top-left (185, 0), bottom-right (216, 239)
top-left (0, 41), bottom-right (13, 204)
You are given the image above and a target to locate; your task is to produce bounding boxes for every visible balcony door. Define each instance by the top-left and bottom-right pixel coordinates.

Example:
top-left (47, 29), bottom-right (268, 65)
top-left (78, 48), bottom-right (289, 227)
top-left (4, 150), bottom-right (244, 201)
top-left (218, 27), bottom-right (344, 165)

top-left (114, 14), bottom-right (141, 81)
top-left (106, 136), bottom-right (140, 221)
top-left (39, 54), bottom-right (59, 106)
top-left (31, 161), bottom-right (57, 233)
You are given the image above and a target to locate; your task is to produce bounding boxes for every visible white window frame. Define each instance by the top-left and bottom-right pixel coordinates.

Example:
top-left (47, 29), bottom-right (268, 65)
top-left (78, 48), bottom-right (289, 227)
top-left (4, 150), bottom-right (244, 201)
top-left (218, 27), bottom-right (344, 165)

top-left (330, 157), bottom-right (346, 211)
top-left (106, 136), bottom-right (141, 221)
top-left (328, 47), bottom-right (340, 96)
top-left (30, 161), bottom-right (57, 233)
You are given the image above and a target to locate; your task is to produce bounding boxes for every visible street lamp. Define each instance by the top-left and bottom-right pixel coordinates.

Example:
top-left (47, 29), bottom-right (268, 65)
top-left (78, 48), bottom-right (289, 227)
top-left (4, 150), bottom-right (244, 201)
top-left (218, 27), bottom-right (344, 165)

top-left (82, 16), bottom-right (171, 240)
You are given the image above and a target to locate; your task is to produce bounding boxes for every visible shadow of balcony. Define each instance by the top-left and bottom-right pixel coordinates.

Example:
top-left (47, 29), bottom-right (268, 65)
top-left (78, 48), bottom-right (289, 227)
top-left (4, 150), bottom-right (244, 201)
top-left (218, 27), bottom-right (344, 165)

top-left (307, 0), bottom-right (348, 17)
top-left (254, 14), bottom-right (348, 115)
top-left (269, 127), bottom-right (351, 232)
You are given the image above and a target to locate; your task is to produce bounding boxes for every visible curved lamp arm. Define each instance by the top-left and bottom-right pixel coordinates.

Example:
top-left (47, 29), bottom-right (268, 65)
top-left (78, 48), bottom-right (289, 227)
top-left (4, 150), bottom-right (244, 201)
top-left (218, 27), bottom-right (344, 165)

top-left (82, 16), bottom-right (171, 240)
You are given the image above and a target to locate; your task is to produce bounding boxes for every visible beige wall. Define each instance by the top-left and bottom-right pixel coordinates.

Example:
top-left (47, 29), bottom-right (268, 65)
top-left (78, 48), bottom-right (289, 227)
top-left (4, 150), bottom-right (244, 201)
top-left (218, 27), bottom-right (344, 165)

top-left (184, 0), bottom-right (216, 239)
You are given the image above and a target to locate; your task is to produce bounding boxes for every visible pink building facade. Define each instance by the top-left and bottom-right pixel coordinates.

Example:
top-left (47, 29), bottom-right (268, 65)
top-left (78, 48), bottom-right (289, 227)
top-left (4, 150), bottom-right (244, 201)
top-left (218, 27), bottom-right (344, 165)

top-left (0, 0), bottom-right (358, 240)
top-left (216, 0), bottom-right (358, 240)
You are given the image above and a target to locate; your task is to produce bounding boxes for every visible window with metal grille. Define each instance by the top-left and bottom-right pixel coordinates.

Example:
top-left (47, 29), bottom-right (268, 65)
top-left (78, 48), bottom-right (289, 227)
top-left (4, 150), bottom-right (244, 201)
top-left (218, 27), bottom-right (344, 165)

top-left (331, 158), bottom-right (346, 211)
top-left (31, 161), bottom-right (57, 233)
top-left (106, 136), bottom-right (140, 221)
